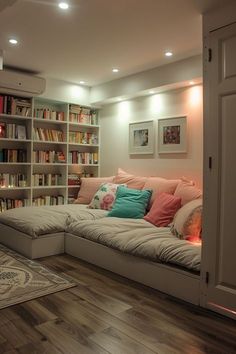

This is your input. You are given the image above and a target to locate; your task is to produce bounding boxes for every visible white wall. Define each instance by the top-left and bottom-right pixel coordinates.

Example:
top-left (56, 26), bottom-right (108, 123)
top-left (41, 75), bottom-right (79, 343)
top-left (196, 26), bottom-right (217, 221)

top-left (100, 85), bottom-right (203, 188)
top-left (40, 77), bottom-right (90, 105)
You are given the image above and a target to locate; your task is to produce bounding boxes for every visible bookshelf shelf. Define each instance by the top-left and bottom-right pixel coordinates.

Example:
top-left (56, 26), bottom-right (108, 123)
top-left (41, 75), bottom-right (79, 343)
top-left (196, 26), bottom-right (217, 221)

top-left (33, 118), bottom-right (67, 125)
top-left (0, 187), bottom-right (31, 191)
top-left (32, 185), bottom-right (67, 189)
top-left (0, 94), bottom-right (100, 211)
top-left (0, 138), bottom-right (31, 143)
top-left (33, 140), bottom-right (67, 145)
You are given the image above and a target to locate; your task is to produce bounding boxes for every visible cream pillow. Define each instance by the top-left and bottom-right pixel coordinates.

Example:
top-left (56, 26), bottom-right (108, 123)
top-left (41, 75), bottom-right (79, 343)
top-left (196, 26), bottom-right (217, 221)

top-left (171, 199), bottom-right (202, 240)
top-left (74, 176), bottom-right (114, 204)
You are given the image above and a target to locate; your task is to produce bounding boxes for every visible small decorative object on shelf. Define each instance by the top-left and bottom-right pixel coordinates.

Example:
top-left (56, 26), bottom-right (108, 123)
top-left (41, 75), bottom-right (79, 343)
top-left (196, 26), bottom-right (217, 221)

top-left (68, 173), bottom-right (81, 186)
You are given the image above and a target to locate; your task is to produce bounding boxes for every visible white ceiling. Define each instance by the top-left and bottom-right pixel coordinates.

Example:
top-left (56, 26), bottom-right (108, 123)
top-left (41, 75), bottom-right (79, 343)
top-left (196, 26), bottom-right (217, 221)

top-left (0, 0), bottom-right (232, 86)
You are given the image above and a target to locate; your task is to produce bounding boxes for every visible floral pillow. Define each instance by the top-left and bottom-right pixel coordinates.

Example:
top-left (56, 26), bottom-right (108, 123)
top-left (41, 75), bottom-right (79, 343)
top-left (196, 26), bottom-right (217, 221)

top-left (171, 199), bottom-right (202, 240)
top-left (88, 182), bottom-right (124, 211)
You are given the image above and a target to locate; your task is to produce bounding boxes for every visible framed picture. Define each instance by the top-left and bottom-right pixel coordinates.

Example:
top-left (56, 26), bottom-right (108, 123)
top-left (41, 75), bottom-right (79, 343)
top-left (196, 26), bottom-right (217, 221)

top-left (158, 116), bottom-right (187, 153)
top-left (129, 120), bottom-right (154, 154)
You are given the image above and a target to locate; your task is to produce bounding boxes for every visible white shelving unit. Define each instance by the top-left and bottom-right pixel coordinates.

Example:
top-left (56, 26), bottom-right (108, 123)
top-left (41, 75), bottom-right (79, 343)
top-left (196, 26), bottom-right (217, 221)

top-left (0, 95), bottom-right (100, 211)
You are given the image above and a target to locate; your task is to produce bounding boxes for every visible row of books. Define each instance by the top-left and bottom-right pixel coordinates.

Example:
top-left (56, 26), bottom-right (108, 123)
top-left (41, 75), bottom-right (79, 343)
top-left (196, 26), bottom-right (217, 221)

top-left (69, 104), bottom-right (98, 125)
top-left (0, 149), bottom-right (27, 163)
top-left (0, 198), bottom-right (30, 213)
top-left (68, 174), bottom-right (81, 186)
top-left (68, 151), bottom-right (98, 165)
top-left (34, 108), bottom-right (65, 121)
top-left (69, 131), bottom-right (98, 145)
top-left (32, 195), bottom-right (64, 206)
top-left (33, 128), bottom-right (64, 142)
top-left (0, 95), bottom-right (31, 117)
top-left (0, 122), bottom-right (27, 140)
top-left (0, 173), bottom-right (27, 188)
top-left (33, 174), bottom-right (62, 186)
top-left (33, 150), bottom-right (66, 164)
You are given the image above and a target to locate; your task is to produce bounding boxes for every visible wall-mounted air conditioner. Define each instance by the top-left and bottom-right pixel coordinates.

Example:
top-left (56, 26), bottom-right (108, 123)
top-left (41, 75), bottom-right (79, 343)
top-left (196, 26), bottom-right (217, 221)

top-left (0, 70), bottom-right (46, 96)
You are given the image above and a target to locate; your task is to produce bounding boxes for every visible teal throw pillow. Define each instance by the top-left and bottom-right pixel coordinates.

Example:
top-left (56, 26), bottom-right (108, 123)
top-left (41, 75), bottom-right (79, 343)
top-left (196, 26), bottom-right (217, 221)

top-left (107, 185), bottom-right (152, 219)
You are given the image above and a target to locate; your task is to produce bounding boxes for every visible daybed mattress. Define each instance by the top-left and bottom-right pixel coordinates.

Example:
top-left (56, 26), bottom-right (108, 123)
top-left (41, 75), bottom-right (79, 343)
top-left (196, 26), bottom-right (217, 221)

top-left (0, 205), bottom-right (107, 238)
top-left (66, 217), bottom-right (201, 272)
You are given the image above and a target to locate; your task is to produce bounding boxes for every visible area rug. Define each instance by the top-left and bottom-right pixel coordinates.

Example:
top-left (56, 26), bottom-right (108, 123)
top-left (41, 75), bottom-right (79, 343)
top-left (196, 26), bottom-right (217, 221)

top-left (0, 244), bottom-right (76, 309)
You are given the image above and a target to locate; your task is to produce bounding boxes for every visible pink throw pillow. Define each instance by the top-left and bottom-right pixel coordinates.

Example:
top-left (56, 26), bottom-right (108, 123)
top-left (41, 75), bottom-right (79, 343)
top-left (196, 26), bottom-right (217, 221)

top-left (144, 192), bottom-right (181, 227)
top-left (74, 176), bottom-right (114, 204)
top-left (113, 168), bottom-right (147, 190)
top-left (174, 180), bottom-right (202, 206)
top-left (143, 177), bottom-right (180, 208)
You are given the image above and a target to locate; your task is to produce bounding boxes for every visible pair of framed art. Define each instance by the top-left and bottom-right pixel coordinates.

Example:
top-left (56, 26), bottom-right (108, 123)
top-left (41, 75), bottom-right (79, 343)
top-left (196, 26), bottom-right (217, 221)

top-left (129, 116), bottom-right (187, 155)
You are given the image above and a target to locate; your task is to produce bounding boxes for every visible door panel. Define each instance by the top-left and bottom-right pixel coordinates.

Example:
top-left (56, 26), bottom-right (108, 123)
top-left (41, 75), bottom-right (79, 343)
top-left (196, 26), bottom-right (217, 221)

top-left (203, 22), bottom-right (236, 319)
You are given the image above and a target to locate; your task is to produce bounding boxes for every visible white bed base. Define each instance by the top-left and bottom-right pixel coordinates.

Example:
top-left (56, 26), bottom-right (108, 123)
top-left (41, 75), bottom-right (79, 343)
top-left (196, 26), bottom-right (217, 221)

top-left (65, 233), bottom-right (200, 305)
top-left (0, 223), bottom-right (200, 305)
top-left (0, 223), bottom-right (64, 259)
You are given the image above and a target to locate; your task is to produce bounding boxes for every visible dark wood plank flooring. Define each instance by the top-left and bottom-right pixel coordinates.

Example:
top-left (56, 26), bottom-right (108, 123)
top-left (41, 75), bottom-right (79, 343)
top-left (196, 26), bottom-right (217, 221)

top-left (0, 254), bottom-right (236, 354)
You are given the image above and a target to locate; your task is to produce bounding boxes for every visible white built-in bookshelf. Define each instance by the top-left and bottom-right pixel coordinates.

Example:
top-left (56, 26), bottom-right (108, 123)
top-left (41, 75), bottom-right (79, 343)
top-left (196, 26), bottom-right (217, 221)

top-left (0, 94), bottom-right (100, 211)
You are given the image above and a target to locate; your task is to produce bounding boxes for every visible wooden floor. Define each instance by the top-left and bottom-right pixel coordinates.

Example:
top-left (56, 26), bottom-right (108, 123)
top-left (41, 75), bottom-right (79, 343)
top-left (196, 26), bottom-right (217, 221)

top-left (0, 254), bottom-right (236, 354)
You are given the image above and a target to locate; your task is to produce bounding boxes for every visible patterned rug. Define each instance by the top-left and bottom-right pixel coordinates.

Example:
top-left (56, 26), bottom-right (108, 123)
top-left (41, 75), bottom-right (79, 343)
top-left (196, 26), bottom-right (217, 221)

top-left (0, 244), bottom-right (76, 309)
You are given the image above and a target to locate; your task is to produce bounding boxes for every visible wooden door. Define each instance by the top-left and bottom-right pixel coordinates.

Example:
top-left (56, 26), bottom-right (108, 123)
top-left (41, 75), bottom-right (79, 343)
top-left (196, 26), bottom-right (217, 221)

top-left (201, 22), bottom-right (236, 319)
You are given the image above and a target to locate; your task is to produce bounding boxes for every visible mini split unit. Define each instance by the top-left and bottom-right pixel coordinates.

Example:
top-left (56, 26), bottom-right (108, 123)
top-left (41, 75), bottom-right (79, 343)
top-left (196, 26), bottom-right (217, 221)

top-left (0, 70), bottom-right (46, 96)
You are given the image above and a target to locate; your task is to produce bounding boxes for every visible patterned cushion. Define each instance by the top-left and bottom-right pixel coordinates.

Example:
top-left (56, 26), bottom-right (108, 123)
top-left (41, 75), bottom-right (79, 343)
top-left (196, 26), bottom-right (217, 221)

top-left (88, 182), bottom-right (123, 211)
top-left (171, 199), bottom-right (202, 239)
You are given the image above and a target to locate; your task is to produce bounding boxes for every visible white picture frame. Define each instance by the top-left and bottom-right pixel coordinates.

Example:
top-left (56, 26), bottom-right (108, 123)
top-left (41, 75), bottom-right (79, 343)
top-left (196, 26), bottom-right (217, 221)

top-left (158, 116), bottom-right (187, 154)
top-left (129, 120), bottom-right (154, 154)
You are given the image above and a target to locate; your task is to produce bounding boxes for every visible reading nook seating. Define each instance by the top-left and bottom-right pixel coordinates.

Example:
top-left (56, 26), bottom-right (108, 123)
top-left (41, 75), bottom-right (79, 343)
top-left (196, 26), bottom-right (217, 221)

top-left (0, 168), bottom-right (202, 305)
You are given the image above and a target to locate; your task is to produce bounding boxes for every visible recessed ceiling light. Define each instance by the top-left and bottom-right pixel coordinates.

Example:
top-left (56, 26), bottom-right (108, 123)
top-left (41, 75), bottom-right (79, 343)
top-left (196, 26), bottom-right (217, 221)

top-left (149, 90), bottom-right (155, 94)
top-left (165, 51), bottom-right (173, 57)
top-left (9, 38), bottom-right (18, 45)
top-left (58, 2), bottom-right (69, 10)
top-left (79, 81), bottom-right (85, 84)
top-left (112, 68), bottom-right (119, 73)
top-left (189, 81), bottom-right (195, 85)
top-left (117, 98), bottom-right (122, 101)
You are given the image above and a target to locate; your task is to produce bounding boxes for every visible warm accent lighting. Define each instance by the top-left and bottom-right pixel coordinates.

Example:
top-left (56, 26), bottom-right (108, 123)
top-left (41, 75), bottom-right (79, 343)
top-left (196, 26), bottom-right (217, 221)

top-left (9, 38), bottom-right (18, 45)
top-left (79, 81), bottom-right (85, 84)
top-left (58, 2), bottom-right (69, 10)
top-left (165, 51), bottom-right (173, 57)
top-left (149, 91), bottom-right (155, 94)
top-left (112, 68), bottom-right (119, 73)
top-left (186, 235), bottom-right (202, 245)
top-left (189, 81), bottom-right (195, 85)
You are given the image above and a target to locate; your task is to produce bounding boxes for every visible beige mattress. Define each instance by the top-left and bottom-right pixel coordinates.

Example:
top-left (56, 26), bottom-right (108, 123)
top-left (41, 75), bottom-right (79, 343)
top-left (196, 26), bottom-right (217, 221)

top-left (0, 205), bottom-right (107, 238)
top-left (66, 217), bottom-right (201, 272)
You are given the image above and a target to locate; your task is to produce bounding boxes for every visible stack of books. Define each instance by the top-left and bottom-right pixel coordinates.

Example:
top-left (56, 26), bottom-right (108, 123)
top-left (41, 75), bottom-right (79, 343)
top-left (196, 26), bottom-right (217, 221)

top-left (0, 173), bottom-right (27, 188)
top-left (0, 149), bottom-right (27, 163)
top-left (0, 122), bottom-right (27, 139)
top-left (32, 195), bottom-right (64, 206)
top-left (69, 104), bottom-right (98, 125)
top-left (34, 108), bottom-right (64, 121)
top-left (68, 174), bottom-right (81, 186)
top-left (33, 173), bottom-right (62, 186)
top-left (0, 198), bottom-right (30, 212)
top-left (33, 128), bottom-right (64, 142)
top-left (68, 151), bottom-right (98, 165)
top-left (33, 150), bottom-right (66, 163)
top-left (69, 131), bottom-right (98, 145)
top-left (0, 95), bottom-right (31, 116)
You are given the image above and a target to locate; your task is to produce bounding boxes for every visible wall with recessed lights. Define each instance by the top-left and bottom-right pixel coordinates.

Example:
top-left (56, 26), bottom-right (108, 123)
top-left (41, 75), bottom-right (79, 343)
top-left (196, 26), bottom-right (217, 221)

top-left (99, 85), bottom-right (203, 187)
